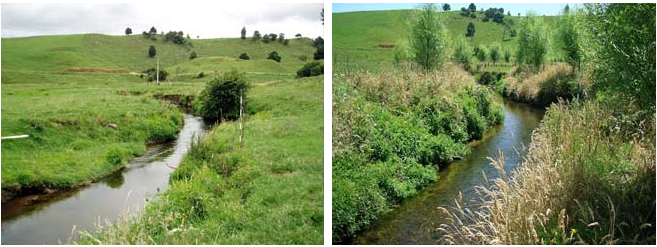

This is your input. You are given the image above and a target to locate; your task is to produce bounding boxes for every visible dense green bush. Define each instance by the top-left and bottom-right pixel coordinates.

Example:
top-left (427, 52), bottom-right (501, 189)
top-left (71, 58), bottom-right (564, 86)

top-left (267, 51), bottom-right (281, 62)
top-left (238, 53), bottom-right (250, 60)
top-left (452, 39), bottom-right (473, 71)
top-left (143, 68), bottom-right (168, 82)
top-left (296, 61), bottom-right (324, 78)
top-left (332, 70), bottom-right (503, 243)
top-left (197, 69), bottom-right (250, 121)
top-left (105, 145), bottom-right (124, 165)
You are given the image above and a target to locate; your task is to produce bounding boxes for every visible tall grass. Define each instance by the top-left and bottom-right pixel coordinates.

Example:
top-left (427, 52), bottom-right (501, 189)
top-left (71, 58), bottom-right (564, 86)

top-left (437, 100), bottom-right (655, 244)
top-left (500, 63), bottom-right (579, 106)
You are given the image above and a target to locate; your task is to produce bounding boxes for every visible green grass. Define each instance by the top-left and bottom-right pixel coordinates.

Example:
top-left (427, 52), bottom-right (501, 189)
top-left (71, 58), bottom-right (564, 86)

top-left (333, 9), bottom-right (564, 72)
top-left (1, 33), bottom-right (319, 196)
top-left (77, 76), bottom-right (324, 244)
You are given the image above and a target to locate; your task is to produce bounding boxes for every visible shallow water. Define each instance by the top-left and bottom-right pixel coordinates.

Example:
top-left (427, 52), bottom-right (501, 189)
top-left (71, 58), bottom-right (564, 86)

top-left (350, 100), bottom-right (545, 245)
top-left (1, 113), bottom-right (208, 244)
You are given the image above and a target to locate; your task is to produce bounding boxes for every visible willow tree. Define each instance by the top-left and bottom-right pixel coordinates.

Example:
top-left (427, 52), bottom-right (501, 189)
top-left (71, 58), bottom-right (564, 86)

top-left (410, 3), bottom-right (449, 71)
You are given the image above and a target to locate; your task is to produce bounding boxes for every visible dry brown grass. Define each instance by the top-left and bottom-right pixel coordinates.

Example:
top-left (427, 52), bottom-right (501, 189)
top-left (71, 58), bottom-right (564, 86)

top-left (504, 63), bottom-right (575, 105)
top-left (437, 101), bottom-right (656, 244)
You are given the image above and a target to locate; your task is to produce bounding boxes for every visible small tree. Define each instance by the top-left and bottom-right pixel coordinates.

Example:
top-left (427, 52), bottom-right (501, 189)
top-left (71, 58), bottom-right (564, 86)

top-left (476, 44), bottom-right (487, 62)
top-left (558, 5), bottom-right (581, 71)
top-left (442, 3), bottom-right (451, 11)
top-left (295, 33), bottom-right (302, 38)
top-left (466, 22), bottom-right (476, 43)
top-left (125, 27), bottom-right (132, 35)
top-left (143, 68), bottom-right (168, 82)
top-left (410, 3), bottom-right (449, 71)
top-left (267, 51), bottom-right (281, 62)
top-left (392, 40), bottom-right (412, 66)
top-left (283, 39), bottom-right (290, 45)
top-left (239, 53), bottom-right (250, 60)
top-left (252, 30), bottom-right (261, 41)
top-left (148, 46), bottom-right (156, 58)
top-left (452, 38), bottom-right (473, 71)
top-left (516, 13), bottom-right (550, 69)
top-left (278, 33), bottom-right (285, 42)
top-left (241, 27), bottom-right (247, 39)
top-left (489, 43), bottom-right (501, 64)
top-left (189, 51), bottom-right (197, 60)
top-left (198, 69), bottom-right (249, 121)
top-left (268, 33), bottom-right (277, 41)
top-left (149, 26), bottom-right (157, 35)
top-left (313, 36), bottom-right (324, 60)
top-left (503, 49), bottom-right (511, 63)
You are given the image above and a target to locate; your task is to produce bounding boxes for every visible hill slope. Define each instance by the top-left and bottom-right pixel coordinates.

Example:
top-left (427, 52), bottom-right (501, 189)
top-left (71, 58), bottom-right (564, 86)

top-left (333, 9), bottom-right (562, 71)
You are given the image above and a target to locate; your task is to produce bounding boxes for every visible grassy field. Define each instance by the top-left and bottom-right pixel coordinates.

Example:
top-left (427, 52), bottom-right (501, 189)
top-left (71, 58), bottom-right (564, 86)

top-left (333, 9), bottom-right (563, 72)
top-left (1, 33), bottom-right (318, 200)
top-left (78, 75), bottom-right (324, 244)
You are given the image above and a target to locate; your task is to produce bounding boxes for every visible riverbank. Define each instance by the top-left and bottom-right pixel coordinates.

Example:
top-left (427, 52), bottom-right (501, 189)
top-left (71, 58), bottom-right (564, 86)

top-left (1, 76), bottom-right (184, 202)
top-left (349, 100), bottom-right (544, 244)
top-left (1, 113), bottom-right (208, 245)
top-left (77, 76), bottom-right (324, 244)
top-left (332, 65), bottom-right (504, 243)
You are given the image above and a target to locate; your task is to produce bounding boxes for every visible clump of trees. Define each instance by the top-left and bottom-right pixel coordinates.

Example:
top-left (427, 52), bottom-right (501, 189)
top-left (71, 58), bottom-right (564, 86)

top-left (197, 69), bottom-right (249, 121)
top-left (483, 7), bottom-right (505, 23)
top-left (410, 3), bottom-right (448, 70)
top-left (296, 61), bottom-right (324, 78)
top-left (460, 3), bottom-right (477, 18)
top-left (252, 30), bottom-right (261, 41)
top-left (125, 27), bottom-right (132, 35)
top-left (239, 53), bottom-right (250, 60)
top-left (267, 51), bottom-right (281, 62)
top-left (142, 68), bottom-right (168, 82)
top-left (163, 31), bottom-right (186, 45)
top-left (516, 13), bottom-right (550, 70)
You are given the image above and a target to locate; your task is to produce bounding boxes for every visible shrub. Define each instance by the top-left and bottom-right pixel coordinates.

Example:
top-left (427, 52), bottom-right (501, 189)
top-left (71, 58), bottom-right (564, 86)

top-left (189, 51), bottom-right (197, 60)
top-left (238, 53), bottom-right (250, 60)
top-left (296, 61), bottom-right (324, 78)
top-left (392, 40), bottom-right (412, 66)
top-left (198, 72), bottom-right (205, 78)
top-left (197, 69), bottom-right (250, 121)
top-left (106, 145), bottom-right (124, 165)
top-left (142, 68), bottom-right (168, 82)
top-left (489, 43), bottom-right (501, 64)
top-left (267, 51), bottom-right (281, 62)
top-left (299, 55), bottom-right (308, 62)
top-left (452, 39), bottom-right (473, 71)
top-left (476, 45), bottom-right (487, 62)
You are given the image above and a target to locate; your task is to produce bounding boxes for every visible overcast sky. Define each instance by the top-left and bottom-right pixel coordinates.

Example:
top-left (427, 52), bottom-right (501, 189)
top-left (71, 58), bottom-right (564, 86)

top-left (1, 3), bottom-right (324, 38)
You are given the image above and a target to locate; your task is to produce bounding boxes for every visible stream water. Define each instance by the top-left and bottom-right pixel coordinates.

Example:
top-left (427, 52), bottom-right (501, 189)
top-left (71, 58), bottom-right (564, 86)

top-left (350, 100), bottom-right (545, 245)
top-left (1, 113), bottom-right (209, 245)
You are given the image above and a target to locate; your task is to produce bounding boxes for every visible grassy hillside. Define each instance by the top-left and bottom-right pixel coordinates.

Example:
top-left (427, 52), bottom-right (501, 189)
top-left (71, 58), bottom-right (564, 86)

top-left (333, 9), bottom-right (562, 72)
top-left (1, 34), bottom-right (315, 73)
top-left (1, 33), bottom-right (319, 198)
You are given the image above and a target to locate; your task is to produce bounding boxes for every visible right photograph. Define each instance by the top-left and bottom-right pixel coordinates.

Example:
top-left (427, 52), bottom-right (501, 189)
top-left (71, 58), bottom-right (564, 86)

top-left (332, 3), bottom-right (655, 245)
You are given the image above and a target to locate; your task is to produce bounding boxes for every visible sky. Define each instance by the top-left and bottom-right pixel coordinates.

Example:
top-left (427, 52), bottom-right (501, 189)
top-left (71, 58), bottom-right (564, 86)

top-left (332, 3), bottom-right (577, 16)
top-left (1, 3), bottom-right (324, 38)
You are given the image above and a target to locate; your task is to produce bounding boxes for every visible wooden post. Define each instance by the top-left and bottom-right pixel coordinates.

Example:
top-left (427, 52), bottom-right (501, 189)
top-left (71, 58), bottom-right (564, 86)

top-left (239, 90), bottom-right (243, 143)
top-left (156, 57), bottom-right (160, 84)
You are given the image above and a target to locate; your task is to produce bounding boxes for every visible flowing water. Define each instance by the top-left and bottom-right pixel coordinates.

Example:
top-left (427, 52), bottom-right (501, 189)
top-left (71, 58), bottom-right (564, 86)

top-left (350, 100), bottom-right (545, 245)
top-left (1, 113), bottom-right (209, 244)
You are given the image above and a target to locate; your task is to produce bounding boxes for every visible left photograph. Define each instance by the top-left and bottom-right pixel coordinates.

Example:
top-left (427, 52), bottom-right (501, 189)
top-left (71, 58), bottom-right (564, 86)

top-left (1, 3), bottom-right (324, 245)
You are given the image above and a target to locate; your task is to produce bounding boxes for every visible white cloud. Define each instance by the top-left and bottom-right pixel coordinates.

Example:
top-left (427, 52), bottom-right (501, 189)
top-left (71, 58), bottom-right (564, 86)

top-left (1, 3), bottom-right (324, 38)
